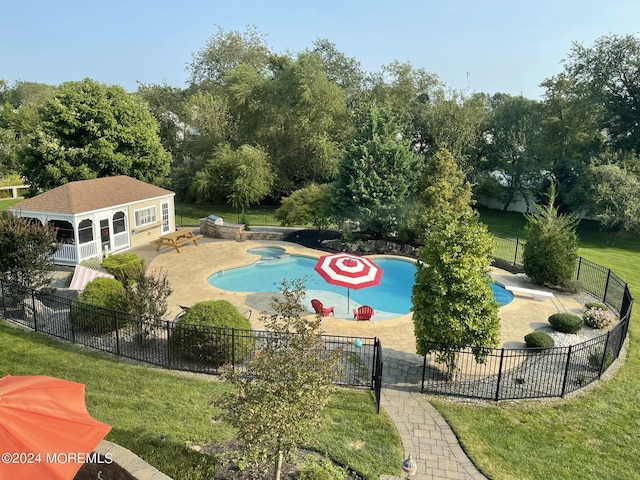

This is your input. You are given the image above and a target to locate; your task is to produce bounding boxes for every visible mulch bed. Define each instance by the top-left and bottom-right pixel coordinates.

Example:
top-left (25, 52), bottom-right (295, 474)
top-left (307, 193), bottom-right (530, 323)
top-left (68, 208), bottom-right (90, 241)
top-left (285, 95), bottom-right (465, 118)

top-left (282, 228), bottom-right (342, 252)
top-left (203, 440), bottom-right (362, 479)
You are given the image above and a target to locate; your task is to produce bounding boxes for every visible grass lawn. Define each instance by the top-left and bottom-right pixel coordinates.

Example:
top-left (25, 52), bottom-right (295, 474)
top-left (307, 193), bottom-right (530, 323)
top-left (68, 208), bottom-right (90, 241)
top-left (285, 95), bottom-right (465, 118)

top-left (0, 198), bottom-right (23, 217)
top-left (175, 202), bottom-right (284, 228)
top-left (0, 324), bottom-right (402, 479)
top-left (434, 208), bottom-right (640, 480)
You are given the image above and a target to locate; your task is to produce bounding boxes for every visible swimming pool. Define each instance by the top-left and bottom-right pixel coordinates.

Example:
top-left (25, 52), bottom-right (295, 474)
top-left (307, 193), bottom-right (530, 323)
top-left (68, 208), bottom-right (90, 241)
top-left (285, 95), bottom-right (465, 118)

top-left (208, 251), bottom-right (513, 317)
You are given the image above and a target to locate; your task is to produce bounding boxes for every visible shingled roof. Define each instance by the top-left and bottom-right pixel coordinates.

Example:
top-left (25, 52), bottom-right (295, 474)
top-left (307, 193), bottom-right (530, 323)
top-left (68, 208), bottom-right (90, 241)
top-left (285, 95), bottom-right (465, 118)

top-left (11, 176), bottom-right (174, 215)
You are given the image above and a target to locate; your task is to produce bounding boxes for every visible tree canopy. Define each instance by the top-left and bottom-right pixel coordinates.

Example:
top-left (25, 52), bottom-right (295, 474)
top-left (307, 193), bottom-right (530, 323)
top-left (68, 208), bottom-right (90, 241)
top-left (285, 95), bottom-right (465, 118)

top-left (332, 105), bottom-right (417, 237)
top-left (18, 78), bottom-right (171, 193)
top-left (4, 28), bottom-right (640, 233)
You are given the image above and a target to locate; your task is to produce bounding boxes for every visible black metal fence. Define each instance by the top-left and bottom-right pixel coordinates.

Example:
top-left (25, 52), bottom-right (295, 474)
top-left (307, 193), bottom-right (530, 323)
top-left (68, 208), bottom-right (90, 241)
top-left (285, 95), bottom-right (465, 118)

top-left (421, 237), bottom-right (633, 400)
top-left (0, 281), bottom-right (381, 396)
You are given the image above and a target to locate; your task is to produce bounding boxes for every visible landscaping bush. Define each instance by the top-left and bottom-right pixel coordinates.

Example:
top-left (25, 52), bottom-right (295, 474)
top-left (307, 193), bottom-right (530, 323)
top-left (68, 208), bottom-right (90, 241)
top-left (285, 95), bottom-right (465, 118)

top-left (583, 307), bottom-right (616, 329)
top-left (297, 456), bottom-right (347, 480)
top-left (71, 277), bottom-right (127, 333)
top-left (524, 331), bottom-right (555, 349)
top-left (548, 313), bottom-right (583, 333)
top-left (169, 300), bottom-right (253, 367)
top-left (588, 348), bottom-right (615, 370)
top-left (585, 302), bottom-right (607, 310)
top-left (102, 253), bottom-right (146, 284)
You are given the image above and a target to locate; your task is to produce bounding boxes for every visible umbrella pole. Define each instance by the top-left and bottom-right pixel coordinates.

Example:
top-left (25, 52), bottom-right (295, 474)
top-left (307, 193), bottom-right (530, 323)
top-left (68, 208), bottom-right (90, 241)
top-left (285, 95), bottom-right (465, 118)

top-left (347, 288), bottom-right (350, 314)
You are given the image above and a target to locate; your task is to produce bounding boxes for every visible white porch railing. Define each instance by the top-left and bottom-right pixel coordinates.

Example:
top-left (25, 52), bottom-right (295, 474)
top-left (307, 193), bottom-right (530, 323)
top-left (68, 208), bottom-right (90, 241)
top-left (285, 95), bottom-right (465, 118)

top-left (53, 244), bottom-right (77, 265)
top-left (79, 242), bottom-right (98, 261)
top-left (112, 231), bottom-right (130, 251)
top-left (54, 234), bottom-right (130, 265)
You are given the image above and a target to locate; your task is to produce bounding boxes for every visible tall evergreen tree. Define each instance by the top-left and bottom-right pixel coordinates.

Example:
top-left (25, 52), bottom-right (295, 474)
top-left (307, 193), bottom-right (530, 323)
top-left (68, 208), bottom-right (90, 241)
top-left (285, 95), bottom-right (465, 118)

top-left (414, 147), bottom-right (473, 236)
top-left (332, 105), bottom-right (417, 237)
top-left (412, 209), bottom-right (500, 380)
top-left (523, 183), bottom-right (579, 286)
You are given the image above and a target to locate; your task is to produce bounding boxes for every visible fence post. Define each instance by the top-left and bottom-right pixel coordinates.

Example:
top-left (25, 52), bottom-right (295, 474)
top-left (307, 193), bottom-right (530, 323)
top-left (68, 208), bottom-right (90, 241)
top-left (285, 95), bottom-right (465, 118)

top-left (495, 348), bottom-right (506, 401)
top-left (561, 345), bottom-right (573, 397)
top-left (373, 339), bottom-right (383, 414)
top-left (70, 301), bottom-right (76, 344)
top-left (603, 269), bottom-right (612, 304)
top-left (114, 311), bottom-right (121, 356)
top-left (576, 257), bottom-right (582, 281)
top-left (231, 328), bottom-right (236, 369)
top-left (421, 354), bottom-right (427, 393)
top-left (0, 279), bottom-right (6, 318)
top-left (514, 238), bottom-right (519, 266)
top-left (166, 320), bottom-right (171, 368)
top-left (598, 332), bottom-right (612, 378)
top-left (31, 291), bottom-right (38, 331)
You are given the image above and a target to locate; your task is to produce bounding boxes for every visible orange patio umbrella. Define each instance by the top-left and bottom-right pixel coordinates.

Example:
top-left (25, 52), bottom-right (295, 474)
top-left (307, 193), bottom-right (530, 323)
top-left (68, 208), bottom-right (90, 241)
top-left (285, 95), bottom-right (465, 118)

top-left (0, 375), bottom-right (111, 480)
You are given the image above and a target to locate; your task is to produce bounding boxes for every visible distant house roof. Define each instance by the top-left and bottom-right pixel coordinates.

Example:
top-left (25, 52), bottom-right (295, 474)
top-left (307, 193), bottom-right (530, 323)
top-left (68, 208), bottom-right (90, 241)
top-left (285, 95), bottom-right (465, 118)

top-left (10, 176), bottom-right (174, 215)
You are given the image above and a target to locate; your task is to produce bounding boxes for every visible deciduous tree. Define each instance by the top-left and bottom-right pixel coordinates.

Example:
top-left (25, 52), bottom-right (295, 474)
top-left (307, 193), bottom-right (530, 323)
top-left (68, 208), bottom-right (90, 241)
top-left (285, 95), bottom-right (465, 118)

top-left (188, 25), bottom-right (271, 88)
top-left (19, 78), bottom-right (171, 193)
top-left (563, 34), bottom-right (640, 152)
top-left (478, 94), bottom-right (547, 211)
top-left (192, 143), bottom-right (273, 213)
top-left (0, 214), bottom-right (58, 290)
top-left (223, 279), bottom-right (343, 480)
top-left (580, 152), bottom-right (640, 233)
top-left (275, 183), bottom-right (333, 229)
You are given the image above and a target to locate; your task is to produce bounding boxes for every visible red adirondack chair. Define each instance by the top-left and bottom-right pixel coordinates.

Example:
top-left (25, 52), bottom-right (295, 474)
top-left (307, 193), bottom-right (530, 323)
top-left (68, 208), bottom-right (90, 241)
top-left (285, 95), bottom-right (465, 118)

top-left (353, 305), bottom-right (374, 321)
top-left (311, 299), bottom-right (335, 317)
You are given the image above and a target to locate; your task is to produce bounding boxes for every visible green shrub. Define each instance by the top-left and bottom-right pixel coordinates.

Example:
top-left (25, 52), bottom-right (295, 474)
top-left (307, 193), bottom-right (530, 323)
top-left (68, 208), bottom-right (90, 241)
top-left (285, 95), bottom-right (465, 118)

top-left (560, 279), bottom-right (583, 294)
top-left (102, 253), bottom-right (146, 284)
top-left (548, 313), bottom-right (583, 333)
top-left (585, 302), bottom-right (607, 310)
top-left (588, 348), bottom-right (615, 370)
top-left (297, 456), bottom-right (347, 480)
top-left (524, 331), bottom-right (555, 349)
top-left (169, 300), bottom-right (253, 367)
top-left (588, 349), bottom-right (603, 370)
top-left (71, 277), bottom-right (127, 333)
top-left (583, 307), bottom-right (616, 329)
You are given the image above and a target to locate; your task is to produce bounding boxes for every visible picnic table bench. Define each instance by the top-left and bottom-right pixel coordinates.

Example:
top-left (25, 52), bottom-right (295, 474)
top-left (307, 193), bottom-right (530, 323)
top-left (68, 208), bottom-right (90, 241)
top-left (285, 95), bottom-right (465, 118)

top-left (150, 229), bottom-right (204, 253)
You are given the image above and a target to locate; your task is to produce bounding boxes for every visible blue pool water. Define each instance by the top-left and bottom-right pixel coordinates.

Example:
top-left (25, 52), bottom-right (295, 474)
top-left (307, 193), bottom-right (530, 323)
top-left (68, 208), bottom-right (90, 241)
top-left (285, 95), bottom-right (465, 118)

top-left (208, 253), bottom-right (513, 316)
top-left (246, 246), bottom-right (287, 259)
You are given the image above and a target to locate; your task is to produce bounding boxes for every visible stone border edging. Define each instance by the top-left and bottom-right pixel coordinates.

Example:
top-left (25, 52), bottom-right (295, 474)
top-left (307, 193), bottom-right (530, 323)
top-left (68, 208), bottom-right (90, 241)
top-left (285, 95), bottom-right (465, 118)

top-left (94, 440), bottom-right (173, 480)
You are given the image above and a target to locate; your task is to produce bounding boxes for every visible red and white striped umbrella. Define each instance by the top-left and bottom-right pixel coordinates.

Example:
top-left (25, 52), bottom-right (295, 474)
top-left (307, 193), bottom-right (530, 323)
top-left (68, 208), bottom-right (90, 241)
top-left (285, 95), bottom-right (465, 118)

top-left (314, 253), bottom-right (383, 311)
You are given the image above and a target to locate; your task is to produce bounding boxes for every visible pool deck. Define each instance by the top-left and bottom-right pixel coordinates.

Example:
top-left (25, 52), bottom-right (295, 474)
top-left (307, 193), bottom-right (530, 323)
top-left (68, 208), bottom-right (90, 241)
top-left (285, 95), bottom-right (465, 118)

top-left (142, 236), bottom-right (584, 354)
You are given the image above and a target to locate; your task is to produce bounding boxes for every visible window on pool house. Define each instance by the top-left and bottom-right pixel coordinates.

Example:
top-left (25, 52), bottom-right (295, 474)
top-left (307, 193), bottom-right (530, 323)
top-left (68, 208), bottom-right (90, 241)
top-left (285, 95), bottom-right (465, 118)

top-left (134, 206), bottom-right (156, 228)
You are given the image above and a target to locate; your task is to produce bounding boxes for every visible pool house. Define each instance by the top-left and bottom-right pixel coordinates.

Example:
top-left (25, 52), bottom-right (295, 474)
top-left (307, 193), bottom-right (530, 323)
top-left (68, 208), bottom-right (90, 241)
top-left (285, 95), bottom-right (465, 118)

top-left (9, 176), bottom-right (175, 266)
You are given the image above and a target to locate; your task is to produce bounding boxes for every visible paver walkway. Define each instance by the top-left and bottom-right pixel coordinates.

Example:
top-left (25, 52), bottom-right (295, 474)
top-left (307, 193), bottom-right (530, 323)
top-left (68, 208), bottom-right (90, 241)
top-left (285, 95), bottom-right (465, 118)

top-left (381, 349), bottom-right (487, 479)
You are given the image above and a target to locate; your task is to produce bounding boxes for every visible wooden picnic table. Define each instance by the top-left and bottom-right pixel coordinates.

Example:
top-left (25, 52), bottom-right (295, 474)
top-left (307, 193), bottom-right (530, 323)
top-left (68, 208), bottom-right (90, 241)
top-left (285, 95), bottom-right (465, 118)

top-left (150, 228), bottom-right (204, 253)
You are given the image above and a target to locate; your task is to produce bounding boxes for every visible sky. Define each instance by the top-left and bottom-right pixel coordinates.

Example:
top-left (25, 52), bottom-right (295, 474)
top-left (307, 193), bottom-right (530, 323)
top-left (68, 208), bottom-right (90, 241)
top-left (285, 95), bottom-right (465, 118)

top-left (2, 0), bottom-right (639, 99)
